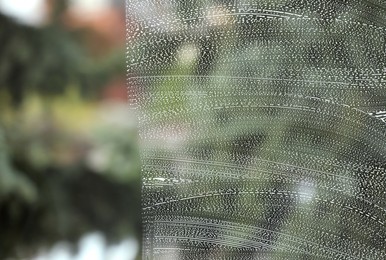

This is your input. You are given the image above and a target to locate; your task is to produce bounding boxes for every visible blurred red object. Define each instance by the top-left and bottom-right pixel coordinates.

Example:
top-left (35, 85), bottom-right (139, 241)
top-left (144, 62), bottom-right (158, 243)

top-left (63, 6), bottom-right (125, 55)
top-left (102, 77), bottom-right (127, 102)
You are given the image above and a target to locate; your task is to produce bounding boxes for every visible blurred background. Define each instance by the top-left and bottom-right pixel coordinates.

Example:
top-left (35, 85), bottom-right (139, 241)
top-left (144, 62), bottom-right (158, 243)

top-left (0, 0), bottom-right (141, 259)
top-left (3, 0), bottom-right (386, 259)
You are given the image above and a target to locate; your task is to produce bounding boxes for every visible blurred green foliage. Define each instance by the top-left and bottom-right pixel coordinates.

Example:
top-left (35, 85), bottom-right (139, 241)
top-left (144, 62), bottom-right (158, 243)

top-left (0, 2), bottom-right (140, 259)
top-left (0, 12), bottom-right (125, 106)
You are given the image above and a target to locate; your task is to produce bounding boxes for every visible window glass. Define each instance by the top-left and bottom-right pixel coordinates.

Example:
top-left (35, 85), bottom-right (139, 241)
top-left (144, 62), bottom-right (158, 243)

top-left (127, 1), bottom-right (386, 259)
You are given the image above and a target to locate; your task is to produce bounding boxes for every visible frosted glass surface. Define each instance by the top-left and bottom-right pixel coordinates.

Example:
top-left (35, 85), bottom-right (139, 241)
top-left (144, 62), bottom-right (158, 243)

top-left (127, 1), bottom-right (386, 259)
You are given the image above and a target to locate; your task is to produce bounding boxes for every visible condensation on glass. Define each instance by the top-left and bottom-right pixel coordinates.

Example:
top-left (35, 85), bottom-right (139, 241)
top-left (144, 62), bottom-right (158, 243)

top-left (127, 0), bottom-right (386, 259)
